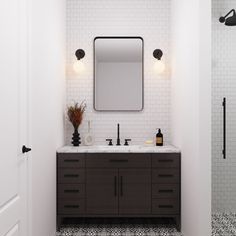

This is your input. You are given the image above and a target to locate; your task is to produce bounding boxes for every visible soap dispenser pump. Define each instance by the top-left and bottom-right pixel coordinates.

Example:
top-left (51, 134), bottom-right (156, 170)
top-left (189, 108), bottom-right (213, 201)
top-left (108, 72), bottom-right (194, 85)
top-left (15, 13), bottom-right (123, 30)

top-left (156, 128), bottom-right (163, 146)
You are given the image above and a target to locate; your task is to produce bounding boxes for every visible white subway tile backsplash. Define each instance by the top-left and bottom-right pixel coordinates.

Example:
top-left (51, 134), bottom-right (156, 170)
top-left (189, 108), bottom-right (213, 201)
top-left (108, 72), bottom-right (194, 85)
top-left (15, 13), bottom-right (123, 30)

top-left (66, 0), bottom-right (172, 146)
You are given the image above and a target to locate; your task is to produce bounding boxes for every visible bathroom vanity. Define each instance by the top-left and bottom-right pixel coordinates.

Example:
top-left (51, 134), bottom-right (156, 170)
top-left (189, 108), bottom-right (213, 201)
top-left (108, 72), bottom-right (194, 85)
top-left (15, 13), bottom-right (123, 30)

top-left (57, 146), bottom-right (181, 231)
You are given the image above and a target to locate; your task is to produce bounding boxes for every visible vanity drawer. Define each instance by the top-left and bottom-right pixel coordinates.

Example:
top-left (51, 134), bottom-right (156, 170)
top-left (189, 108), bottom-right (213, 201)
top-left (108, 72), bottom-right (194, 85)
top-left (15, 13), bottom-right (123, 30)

top-left (86, 154), bottom-right (151, 168)
top-left (58, 184), bottom-right (85, 198)
top-left (58, 169), bottom-right (85, 183)
top-left (58, 153), bottom-right (85, 168)
top-left (152, 154), bottom-right (180, 168)
top-left (152, 169), bottom-right (179, 183)
top-left (152, 199), bottom-right (179, 214)
top-left (58, 199), bottom-right (85, 214)
top-left (152, 184), bottom-right (179, 199)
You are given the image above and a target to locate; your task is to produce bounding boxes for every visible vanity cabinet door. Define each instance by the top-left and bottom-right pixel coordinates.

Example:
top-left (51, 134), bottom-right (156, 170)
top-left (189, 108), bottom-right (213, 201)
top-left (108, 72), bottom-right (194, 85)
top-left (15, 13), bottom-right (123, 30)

top-left (118, 169), bottom-right (151, 214)
top-left (86, 169), bottom-right (118, 214)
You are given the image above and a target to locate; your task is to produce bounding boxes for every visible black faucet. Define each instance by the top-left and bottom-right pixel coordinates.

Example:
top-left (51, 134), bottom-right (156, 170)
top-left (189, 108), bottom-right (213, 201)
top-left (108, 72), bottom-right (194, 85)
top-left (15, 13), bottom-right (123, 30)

top-left (116, 123), bottom-right (121, 146)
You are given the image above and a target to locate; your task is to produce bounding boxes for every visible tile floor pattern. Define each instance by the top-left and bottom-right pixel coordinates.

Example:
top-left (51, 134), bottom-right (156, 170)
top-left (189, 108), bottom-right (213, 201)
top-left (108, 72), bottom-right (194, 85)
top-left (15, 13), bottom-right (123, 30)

top-left (212, 213), bottom-right (236, 236)
top-left (56, 213), bottom-right (236, 236)
top-left (56, 218), bottom-right (183, 236)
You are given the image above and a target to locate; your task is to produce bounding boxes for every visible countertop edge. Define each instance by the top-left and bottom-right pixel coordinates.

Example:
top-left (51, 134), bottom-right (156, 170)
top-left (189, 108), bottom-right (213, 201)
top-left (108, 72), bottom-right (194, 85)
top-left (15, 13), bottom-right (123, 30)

top-left (56, 145), bottom-right (181, 154)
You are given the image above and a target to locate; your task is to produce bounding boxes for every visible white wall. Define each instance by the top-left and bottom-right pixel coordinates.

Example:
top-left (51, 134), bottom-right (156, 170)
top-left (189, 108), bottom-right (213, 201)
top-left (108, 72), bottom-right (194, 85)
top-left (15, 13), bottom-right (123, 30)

top-left (212, 0), bottom-right (236, 212)
top-left (29, 0), bottom-right (66, 235)
top-left (66, 0), bottom-right (172, 146)
top-left (171, 0), bottom-right (211, 236)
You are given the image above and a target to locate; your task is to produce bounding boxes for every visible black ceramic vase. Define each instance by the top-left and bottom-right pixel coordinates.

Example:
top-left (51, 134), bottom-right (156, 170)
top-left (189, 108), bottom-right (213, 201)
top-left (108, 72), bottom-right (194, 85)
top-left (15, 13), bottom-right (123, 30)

top-left (71, 127), bottom-right (81, 146)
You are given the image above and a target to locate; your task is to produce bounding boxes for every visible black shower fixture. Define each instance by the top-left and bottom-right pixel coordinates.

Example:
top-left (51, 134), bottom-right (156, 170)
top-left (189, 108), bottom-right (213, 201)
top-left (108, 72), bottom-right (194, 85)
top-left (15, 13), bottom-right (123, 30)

top-left (219, 9), bottom-right (236, 26)
top-left (153, 49), bottom-right (163, 60)
top-left (75, 49), bottom-right (85, 60)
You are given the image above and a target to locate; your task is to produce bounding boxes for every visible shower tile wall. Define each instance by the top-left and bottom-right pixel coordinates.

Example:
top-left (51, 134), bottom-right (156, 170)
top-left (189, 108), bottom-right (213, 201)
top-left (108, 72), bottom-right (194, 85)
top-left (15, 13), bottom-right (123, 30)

top-left (212, 0), bottom-right (236, 212)
top-left (66, 0), bottom-right (171, 145)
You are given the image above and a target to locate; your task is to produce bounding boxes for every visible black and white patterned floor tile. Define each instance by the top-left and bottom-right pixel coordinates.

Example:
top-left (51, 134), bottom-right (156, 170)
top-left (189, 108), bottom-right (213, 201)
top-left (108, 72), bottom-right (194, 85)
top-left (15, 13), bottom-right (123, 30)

top-left (56, 213), bottom-right (236, 236)
top-left (212, 213), bottom-right (236, 236)
top-left (56, 218), bottom-right (183, 236)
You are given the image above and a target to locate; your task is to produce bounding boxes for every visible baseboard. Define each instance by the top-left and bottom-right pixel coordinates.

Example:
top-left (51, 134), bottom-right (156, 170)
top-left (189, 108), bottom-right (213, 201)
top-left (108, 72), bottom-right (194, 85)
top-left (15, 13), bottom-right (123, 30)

top-left (52, 230), bottom-right (57, 236)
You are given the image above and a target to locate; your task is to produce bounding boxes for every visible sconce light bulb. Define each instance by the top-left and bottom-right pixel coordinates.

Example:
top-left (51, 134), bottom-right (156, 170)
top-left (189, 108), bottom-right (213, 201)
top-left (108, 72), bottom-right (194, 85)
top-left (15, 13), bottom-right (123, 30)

top-left (73, 60), bottom-right (85, 73)
top-left (154, 60), bottom-right (165, 74)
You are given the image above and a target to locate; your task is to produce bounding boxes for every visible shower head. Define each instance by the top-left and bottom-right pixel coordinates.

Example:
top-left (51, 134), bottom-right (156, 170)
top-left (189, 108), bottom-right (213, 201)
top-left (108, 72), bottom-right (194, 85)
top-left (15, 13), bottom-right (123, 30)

top-left (219, 9), bottom-right (236, 26)
top-left (225, 14), bottom-right (236, 26)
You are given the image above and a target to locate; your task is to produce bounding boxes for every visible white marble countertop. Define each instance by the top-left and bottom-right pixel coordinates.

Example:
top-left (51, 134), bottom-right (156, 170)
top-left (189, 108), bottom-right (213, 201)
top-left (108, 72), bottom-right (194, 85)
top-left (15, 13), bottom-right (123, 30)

top-left (57, 145), bottom-right (180, 153)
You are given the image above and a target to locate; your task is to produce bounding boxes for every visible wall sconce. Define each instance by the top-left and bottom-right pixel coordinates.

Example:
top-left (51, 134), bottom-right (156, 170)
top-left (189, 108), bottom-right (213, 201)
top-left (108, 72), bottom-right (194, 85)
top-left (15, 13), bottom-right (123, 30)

top-left (153, 49), bottom-right (165, 74)
top-left (219, 9), bottom-right (236, 26)
top-left (73, 49), bottom-right (85, 73)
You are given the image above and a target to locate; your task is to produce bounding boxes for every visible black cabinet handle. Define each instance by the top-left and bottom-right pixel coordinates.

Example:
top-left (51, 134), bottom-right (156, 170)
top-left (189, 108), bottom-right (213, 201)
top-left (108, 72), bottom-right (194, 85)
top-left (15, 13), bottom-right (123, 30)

top-left (159, 205), bottom-right (173, 209)
top-left (22, 145), bottom-right (32, 153)
top-left (158, 174), bottom-right (173, 178)
top-left (158, 159), bottom-right (173, 163)
top-left (120, 176), bottom-right (123, 196)
top-left (64, 189), bottom-right (79, 193)
top-left (114, 176), bottom-right (117, 196)
top-left (64, 174), bottom-right (79, 178)
top-left (64, 159), bottom-right (79, 162)
top-left (64, 205), bottom-right (79, 208)
top-left (110, 159), bottom-right (128, 163)
top-left (223, 97), bottom-right (226, 159)
top-left (158, 189), bottom-right (174, 193)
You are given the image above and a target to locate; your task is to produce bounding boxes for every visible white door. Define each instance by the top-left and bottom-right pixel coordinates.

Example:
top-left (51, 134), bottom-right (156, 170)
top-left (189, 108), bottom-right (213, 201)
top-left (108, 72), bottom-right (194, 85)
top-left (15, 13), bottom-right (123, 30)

top-left (0, 0), bottom-right (29, 236)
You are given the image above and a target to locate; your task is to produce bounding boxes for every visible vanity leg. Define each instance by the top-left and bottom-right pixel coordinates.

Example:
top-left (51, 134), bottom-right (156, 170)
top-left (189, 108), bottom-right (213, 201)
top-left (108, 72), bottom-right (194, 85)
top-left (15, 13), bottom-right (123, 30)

top-left (57, 215), bottom-right (63, 231)
top-left (175, 216), bottom-right (181, 232)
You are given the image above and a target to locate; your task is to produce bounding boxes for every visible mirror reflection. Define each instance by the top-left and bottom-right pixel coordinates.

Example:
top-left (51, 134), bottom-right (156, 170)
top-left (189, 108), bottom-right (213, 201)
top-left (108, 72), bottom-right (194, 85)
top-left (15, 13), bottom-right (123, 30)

top-left (94, 37), bottom-right (143, 111)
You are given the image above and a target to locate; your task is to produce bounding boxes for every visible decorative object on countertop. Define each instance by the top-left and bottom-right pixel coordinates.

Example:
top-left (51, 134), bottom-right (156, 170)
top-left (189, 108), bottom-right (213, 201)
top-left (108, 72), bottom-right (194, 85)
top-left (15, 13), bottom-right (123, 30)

top-left (145, 140), bottom-right (154, 147)
top-left (156, 128), bottom-right (163, 146)
top-left (67, 101), bottom-right (86, 146)
top-left (84, 120), bottom-right (94, 146)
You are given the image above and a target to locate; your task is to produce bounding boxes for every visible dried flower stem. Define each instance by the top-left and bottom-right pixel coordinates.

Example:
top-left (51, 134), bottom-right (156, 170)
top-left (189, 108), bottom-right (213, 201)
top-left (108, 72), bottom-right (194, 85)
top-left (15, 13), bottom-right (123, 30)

top-left (67, 101), bottom-right (86, 129)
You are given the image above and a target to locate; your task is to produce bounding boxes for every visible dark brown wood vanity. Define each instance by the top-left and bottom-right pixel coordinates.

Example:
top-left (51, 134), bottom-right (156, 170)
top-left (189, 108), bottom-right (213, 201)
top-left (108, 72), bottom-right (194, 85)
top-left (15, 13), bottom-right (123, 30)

top-left (57, 151), bottom-right (181, 231)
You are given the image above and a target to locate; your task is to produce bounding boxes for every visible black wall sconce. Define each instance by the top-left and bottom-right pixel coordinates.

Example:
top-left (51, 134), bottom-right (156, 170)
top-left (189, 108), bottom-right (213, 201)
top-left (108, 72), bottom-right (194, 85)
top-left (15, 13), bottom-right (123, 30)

top-left (75, 49), bottom-right (85, 60)
top-left (73, 49), bottom-right (85, 73)
top-left (219, 9), bottom-right (236, 26)
top-left (153, 49), bottom-right (163, 60)
top-left (153, 49), bottom-right (165, 74)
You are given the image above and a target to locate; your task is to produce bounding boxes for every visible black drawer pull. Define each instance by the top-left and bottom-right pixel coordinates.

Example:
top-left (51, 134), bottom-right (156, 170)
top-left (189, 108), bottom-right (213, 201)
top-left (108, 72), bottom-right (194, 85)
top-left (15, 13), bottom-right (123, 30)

top-left (64, 174), bottom-right (79, 178)
top-left (64, 189), bottom-right (79, 193)
top-left (64, 159), bottom-right (79, 162)
top-left (158, 159), bottom-right (173, 163)
top-left (159, 205), bottom-right (173, 209)
top-left (158, 189), bottom-right (174, 193)
top-left (114, 176), bottom-right (117, 196)
top-left (110, 159), bottom-right (128, 163)
top-left (64, 205), bottom-right (79, 208)
top-left (158, 174), bottom-right (174, 178)
top-left (120, 176), bottom-right (123, 196)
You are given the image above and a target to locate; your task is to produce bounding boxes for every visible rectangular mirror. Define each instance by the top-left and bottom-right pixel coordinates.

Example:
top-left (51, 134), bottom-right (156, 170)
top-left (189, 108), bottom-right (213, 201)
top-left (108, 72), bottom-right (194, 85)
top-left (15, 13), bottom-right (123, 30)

top-left (94, 37), bottom-right (143, 111)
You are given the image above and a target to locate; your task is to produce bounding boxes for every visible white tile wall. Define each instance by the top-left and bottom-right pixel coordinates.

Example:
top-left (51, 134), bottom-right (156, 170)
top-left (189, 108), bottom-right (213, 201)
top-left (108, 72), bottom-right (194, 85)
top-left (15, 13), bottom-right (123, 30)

top-left (66, 0), bottom-right (171, 146)
top-left (212, 0), bottom-right (236, 212)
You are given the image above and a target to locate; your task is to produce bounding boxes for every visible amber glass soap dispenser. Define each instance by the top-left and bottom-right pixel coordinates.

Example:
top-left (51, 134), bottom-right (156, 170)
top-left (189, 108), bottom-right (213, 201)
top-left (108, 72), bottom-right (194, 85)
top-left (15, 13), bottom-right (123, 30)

top-left (156, 128), bottom-right (163, 146)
